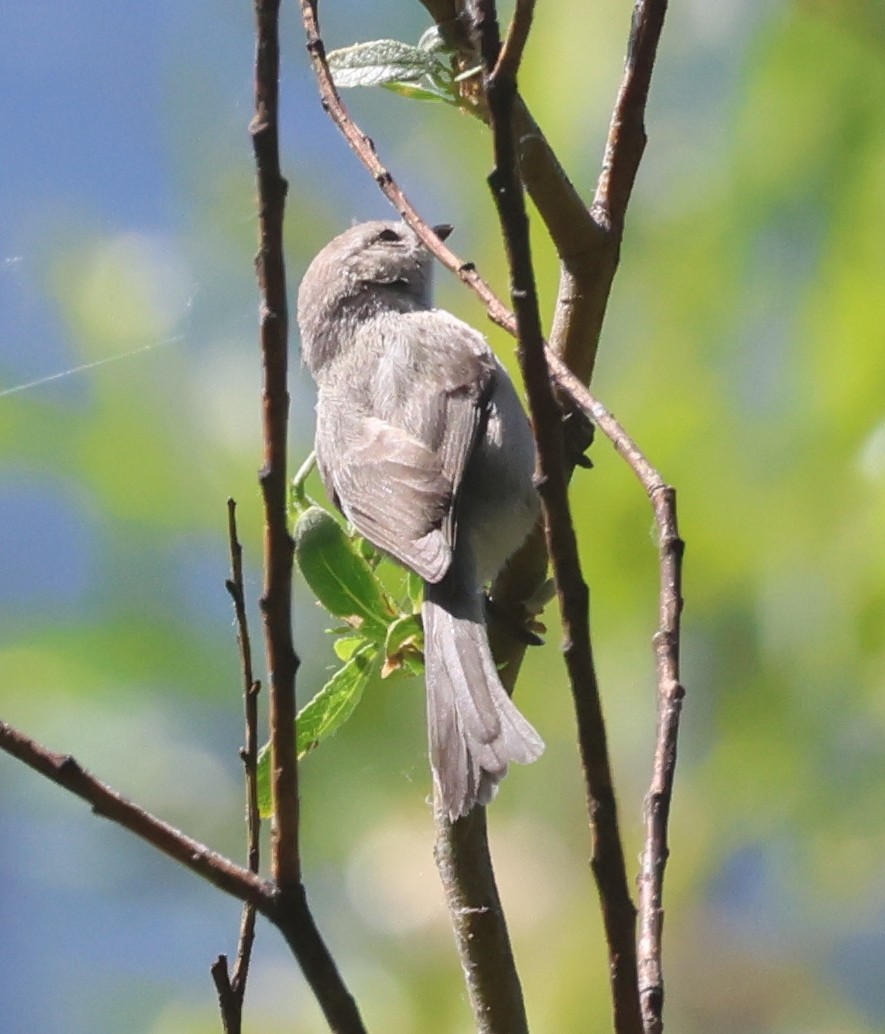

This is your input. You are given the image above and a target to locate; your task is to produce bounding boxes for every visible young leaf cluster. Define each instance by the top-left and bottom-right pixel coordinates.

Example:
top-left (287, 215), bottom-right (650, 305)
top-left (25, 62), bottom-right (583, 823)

top-left (327, 27), bottom-right (480, 107)
top-left (255, 488), bottom-right (425, 817)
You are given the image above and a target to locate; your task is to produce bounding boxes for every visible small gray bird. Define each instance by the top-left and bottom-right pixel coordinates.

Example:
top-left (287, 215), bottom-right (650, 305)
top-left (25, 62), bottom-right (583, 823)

top-left (297, 220), bottom-right (544, 820)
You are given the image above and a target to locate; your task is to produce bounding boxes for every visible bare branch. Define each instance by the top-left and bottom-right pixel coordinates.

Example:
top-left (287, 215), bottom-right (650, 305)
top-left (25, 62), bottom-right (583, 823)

top-left (250, 0), bottom-right (300, 892)
top-left (493, 0), bottom-right (536, 82)
top-left (213, 499), bottom-right (262, 1033)
top-left (434, 803), bottom-right (529, 1034)
top-left (543, 0), bottom-right (670, 383)
top-left (231, 679), bottom-right (261, 994)
top-left (0, 719), bottom-right (274, 908)
top-left (595, 0), bottom-right (670, 230)
top-left (226, 500), bottom-right (262, 992)
top-left (211, 955), bottom-right (241, 1034)
top-left (0, 716), bottom-right (366, 1032)
top-left (250, 5), bottom-right (368, 1030)
top-left (265, 885), bottom-right (366, 1034)
top-left (475, 4), bottom-right (642, 1031)
top-left (541, 381), bottom-right (687, 1034)
top-left (419, 0), bottom-right (669, 384)
top-left (637, 487), bottom-right (684, 1034)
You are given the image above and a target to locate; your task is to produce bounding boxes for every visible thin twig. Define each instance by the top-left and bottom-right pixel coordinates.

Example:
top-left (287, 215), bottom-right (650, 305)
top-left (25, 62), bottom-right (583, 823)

top-left (251, 0), bottom-right (300, 893)
top-left (231, 668), bottom-right (261, 992)
top-left (418, 0), bottom-right (669, 384)
top-left (594, 0), bottom-right (670, 231)
top-left (211, 956), bottom-right (240, 1034)
top-left (547, 0), bottom-right (670, 382)
top-left (0, 718), bottom-right (368, 1033)
top-left (638, 493), bottom-right (684, 1034)
top-left (0, 719), bottom-right (274, 907)
top-left (492, 0), bottom-right (535, 82)
top-left (213, 499), bottom-right (262, 1034)
top-left (476, 4), bottom-right (642, 1031)
top-left (544, 383), bottom-right (685, 1034)
top-left (226, 500), bottom-right (261, 992)
top-left (251, 4), bottom-right (368, 1030)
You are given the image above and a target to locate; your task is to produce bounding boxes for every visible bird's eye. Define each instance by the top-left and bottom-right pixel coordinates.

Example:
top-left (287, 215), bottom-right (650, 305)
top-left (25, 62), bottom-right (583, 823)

top-left (376, 227), bottom-right (401, 244)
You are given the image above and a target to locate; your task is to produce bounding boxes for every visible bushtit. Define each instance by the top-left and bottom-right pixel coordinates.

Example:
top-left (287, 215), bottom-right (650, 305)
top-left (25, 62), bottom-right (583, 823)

top-left (297, 220), bottom-right (543, 820)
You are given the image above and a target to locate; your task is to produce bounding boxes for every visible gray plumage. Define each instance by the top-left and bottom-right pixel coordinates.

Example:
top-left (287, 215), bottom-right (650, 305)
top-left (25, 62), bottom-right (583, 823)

top-left (297, 220), bottom-right (544, 820)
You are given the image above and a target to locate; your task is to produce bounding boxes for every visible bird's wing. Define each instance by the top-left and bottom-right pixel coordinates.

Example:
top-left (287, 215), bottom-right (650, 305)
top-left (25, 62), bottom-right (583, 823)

top-left (319, 417), bottom-right (453, 582)
top-left (317, 311), bottom-right (495, 583)
top-left (392, 310), bottom-right (496, 554)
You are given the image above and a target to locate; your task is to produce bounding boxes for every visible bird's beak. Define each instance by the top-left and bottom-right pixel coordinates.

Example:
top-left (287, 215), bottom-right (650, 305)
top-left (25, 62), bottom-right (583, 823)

top-left (433, 223), bottom-right (454, 242)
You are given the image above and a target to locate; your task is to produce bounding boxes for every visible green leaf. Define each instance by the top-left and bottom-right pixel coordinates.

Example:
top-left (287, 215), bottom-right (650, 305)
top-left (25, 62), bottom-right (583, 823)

top-left (333, 634), bottom-right (366, 661)
top-left (295, 645), bottom-right (378, 755)
top-left (328, 39), bottom-right (442, 90)
top-left (328, 37), bottom-right (464, 107)
top-left (290, 450), bottom-right (317, 515)
top-left (382, 612), bottom-right (425, 678)
top-left (382, 80), bottom-right (455, 104)
top-left (294, 506), bottom-right (393, 639)
top-left (385, 612), bottom-right (423, 654)
top-left (256, 644), bottom-right (378, 817)
top-left (353, 532), bottom-right (382, 568)
top-left (406, 568), bottom-right (424, 611)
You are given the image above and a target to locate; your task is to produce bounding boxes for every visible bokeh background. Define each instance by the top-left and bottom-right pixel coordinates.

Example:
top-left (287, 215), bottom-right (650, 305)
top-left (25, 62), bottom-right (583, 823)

top-left (2, 1), bottom-right (884, 1032)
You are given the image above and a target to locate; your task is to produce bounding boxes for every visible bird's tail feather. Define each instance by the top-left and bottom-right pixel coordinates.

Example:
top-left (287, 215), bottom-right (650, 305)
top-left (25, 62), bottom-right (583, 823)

top-left (423, 567), bottom-right (543, 821)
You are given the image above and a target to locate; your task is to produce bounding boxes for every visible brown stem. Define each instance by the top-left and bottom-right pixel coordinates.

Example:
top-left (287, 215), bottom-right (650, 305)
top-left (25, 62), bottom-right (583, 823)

top-left (492, 0), bottom-right (535, 82)
top-left (637, 487), bottom-right (684, 1034)
top-left (0, 720), bottom-right (368, 1031)
top-left (418, 0), bottom-right (669, 385)
top-left (0, 719), bottom-right (274, 908)
top-left (251, 0), bottom-right (300, 893)
top-left (475, 4), bottom-right (642, 1031)
top-left (548, 0), bottom-right (670, 383)
top-left (211, 955), bottom-right (241, 1034)
top-left (249, 4), bottom-right (368, 1030)
top-left (264, 885), bottom-right (366, 1033)
top-left (595, 0), bottom-right (670, 231)
top-left (213, 500), bottom-right (263, 1033)
top-left (536, 379), bottom-right (687, 1034)
top-left (433, 803), bottom-right (529, 1034)
top-left (226, 500), bottom-right (262, 994)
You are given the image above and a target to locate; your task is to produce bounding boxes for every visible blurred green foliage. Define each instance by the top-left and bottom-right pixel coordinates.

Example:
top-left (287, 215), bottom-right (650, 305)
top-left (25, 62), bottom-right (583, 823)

top-left (2, 3), bottom-right (884, 1033)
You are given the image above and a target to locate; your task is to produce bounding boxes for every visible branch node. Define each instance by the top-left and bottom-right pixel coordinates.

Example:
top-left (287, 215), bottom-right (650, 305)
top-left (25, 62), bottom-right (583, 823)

top-left (58, 754), bottom-right (80, 776)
